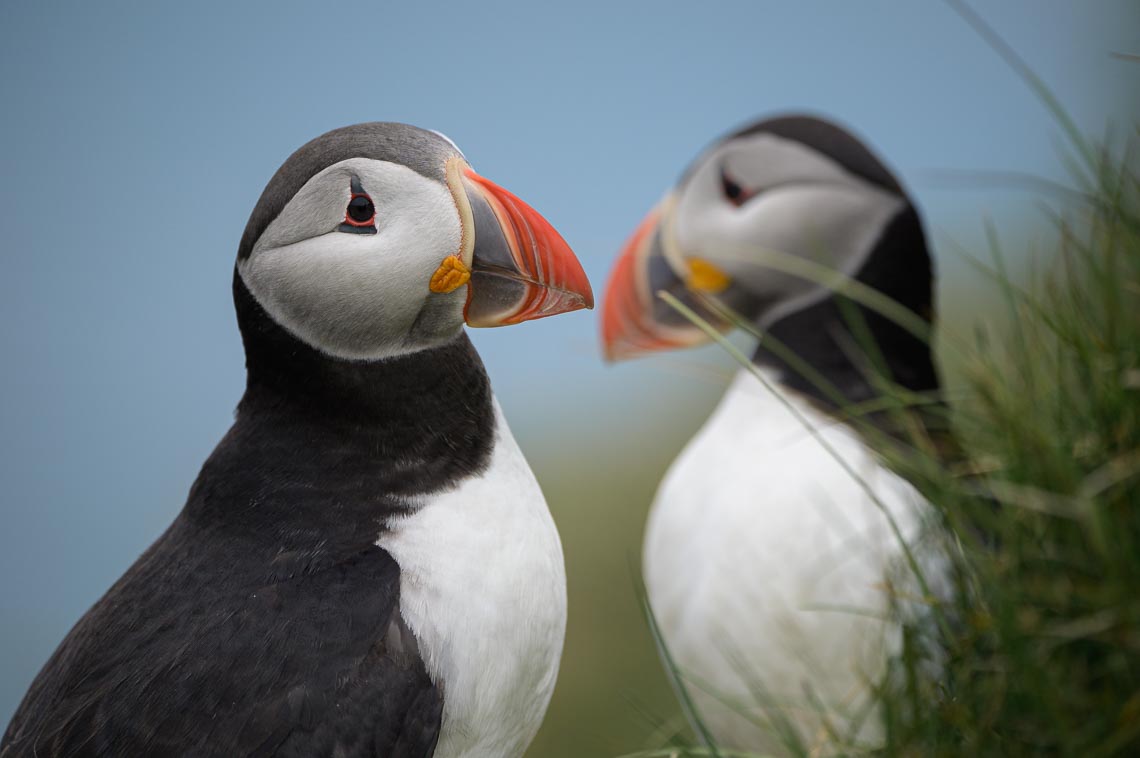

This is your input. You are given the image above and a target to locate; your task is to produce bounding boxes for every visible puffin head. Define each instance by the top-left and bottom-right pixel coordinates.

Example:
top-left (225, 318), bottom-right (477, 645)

top-left (601, 115), bottom-right (931, 364)
top-left (236, 122), bottom-right (593, 362)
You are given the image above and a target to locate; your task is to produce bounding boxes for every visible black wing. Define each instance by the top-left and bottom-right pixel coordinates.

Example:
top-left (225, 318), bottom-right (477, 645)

top-left (1, 518), bottom-right (441, 758)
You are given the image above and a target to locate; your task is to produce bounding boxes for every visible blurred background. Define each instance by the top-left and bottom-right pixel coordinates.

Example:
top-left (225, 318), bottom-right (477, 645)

top-left (1, 2), bottom-right (1138, 755)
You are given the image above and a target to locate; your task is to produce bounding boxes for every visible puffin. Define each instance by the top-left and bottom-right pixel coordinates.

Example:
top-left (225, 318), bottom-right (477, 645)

top-left (2, 123), bottom-right (592, 758)
top-left (601, 115), bottom-right (942, 752)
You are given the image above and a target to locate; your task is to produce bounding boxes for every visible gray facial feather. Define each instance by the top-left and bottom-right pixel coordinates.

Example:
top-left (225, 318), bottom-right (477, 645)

top-left (239, 122), bottom-right (459, 261)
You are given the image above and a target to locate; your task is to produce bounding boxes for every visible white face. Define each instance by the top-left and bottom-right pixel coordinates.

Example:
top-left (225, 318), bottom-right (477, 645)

top-left (672, 132), bottom-right (904, 325)
top-left (238, 157), bottom-right (466, 360)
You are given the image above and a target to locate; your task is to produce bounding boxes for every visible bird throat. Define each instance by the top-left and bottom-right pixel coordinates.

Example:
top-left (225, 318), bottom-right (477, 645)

top-left (750, 205), bottom-right (939, 430)
top-left (230, 273), bottom-right (495, 490)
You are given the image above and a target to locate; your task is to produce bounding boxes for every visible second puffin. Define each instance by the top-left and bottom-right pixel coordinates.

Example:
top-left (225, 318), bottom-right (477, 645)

top-left (602, 115), bottom-right (943, 753)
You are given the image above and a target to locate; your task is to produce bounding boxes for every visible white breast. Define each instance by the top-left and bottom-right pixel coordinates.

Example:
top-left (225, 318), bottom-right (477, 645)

top-left (377, 400), bottom-right (566, 758)
top-left (644, 369), bottom-right (935, 753)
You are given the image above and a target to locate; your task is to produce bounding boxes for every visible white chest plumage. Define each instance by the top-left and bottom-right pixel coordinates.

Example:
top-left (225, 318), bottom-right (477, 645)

top-left (378, 401), bottom-right (567, 758)
top-left (644, 370), bottom-right (933, 752)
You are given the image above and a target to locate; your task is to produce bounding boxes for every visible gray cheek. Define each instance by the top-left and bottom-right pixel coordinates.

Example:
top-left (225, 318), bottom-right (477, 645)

top-left (305, 281), bottom-right (427, 359)
top-left (673, 177), bottom-right (723, 254)
top-left (315, 300), bottom-right (403, 358)
top-left (673, 182), bottom-right (905, 313)
top-left (405, 289), bottom-right (467, 349)
top-left (240, 250), bottom-right (468, 361)
top-left (239, 247), bottom-right (406, 360)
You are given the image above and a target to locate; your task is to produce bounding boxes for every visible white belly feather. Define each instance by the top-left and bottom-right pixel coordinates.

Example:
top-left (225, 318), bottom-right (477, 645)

top-left (378, 400), bottom-right (566, 758)
top-left (644, 370), bottom-right (933, 753)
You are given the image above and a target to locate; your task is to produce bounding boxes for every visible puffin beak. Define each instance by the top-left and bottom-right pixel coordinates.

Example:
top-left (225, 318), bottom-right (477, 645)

top-left (600, 197), bottom-right (729, 362)
top-left (444, 157), bottom-right (593, 327)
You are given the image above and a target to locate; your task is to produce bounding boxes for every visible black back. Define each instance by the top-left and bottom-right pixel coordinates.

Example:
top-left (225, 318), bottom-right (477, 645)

top-left (1, 278), bottom-right (496, 757)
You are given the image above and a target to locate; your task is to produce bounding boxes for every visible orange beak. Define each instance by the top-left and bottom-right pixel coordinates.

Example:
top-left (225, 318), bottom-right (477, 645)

top-left (600, 200), bottom-right (726, 361)
top-left (449, 159), bottom-right (593, 328)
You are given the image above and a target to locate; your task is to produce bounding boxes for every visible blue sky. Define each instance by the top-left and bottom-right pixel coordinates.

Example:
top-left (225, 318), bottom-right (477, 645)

top-left (1, 0), bottom-right (1137, 727)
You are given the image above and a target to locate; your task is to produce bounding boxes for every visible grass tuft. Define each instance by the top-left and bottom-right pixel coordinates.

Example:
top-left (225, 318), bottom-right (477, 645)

top-left (874, 130), bottom-right (1140, 756)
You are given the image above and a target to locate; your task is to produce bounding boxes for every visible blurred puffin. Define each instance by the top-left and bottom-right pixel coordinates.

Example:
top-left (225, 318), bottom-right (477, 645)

top-left (2, 123), bottom-right (592, 758)
top-left (602, 115), bottom-right (941, 751)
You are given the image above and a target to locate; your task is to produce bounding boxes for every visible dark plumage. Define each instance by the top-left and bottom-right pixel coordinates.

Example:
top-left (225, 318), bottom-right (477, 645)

top-left (2, 124), bottom-right (507, 758)
top-left (0, 278), bottom-right (500, 757)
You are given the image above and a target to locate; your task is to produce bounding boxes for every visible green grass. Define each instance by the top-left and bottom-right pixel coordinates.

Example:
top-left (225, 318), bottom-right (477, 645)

top-left (873, 128), bottom-right (1140, 756)
top-left (881, 6), bottom-right (1140, 752)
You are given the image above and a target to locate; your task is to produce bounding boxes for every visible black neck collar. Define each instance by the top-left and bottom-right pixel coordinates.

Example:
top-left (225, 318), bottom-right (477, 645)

top-left (751, 205), bottom-right (939, 413)
top-left (222, 274), bottom-right (495, 498)
top-left (174, 275), bottom-right (495, 551)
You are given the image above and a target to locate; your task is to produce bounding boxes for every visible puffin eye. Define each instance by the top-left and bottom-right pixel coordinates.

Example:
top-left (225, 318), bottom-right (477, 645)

top-left (338, 177), bottom-right (377, 234)
top-left (346, 195), bottom-right (375, 224)
top-left (719, 165), bottom-right (756, 208)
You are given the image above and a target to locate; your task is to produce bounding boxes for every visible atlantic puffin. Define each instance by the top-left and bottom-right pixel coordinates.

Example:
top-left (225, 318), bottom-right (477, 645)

top-left (2, 123), bottom-right (592, 758)
top-left (601, 115), bottom-right (942, 752)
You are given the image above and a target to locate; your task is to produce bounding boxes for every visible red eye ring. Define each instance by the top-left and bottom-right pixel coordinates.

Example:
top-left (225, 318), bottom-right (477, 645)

top-left (344, 193), bottom-right (376, 227)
